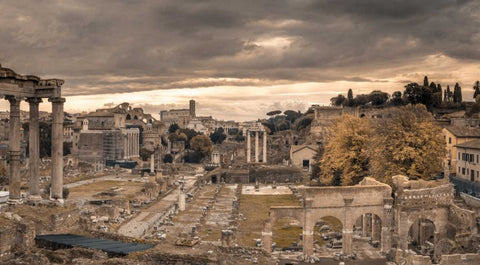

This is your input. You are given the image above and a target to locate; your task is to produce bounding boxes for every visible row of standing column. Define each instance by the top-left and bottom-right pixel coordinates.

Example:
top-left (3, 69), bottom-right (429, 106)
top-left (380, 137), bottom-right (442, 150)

top-left (7, 96), bottom-right (65, 202)
top-left (246, 130), bottom-right (267, 163)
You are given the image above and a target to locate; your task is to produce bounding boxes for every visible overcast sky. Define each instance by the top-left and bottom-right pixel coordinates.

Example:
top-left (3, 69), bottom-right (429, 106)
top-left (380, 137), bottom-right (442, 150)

top-left (1, 0), bottom-right (480, 121)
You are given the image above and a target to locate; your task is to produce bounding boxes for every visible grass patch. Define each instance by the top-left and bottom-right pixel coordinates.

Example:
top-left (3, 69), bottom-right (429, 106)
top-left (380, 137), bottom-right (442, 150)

top-left (236, 194), bottom-right (301, 247)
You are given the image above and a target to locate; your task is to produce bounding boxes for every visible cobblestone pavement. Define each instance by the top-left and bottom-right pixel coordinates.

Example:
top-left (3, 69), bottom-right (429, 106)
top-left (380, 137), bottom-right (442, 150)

top-left (117, 175), bottom-right (197, 238)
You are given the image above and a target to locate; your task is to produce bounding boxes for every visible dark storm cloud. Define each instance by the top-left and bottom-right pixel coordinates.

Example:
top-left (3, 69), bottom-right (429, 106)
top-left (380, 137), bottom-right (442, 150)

top-left (0, 0), bottom-right (479, 96)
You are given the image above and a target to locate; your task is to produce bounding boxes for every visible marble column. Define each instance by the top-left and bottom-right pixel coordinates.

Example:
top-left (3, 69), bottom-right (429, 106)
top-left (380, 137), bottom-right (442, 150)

top-left (255, 131), bottom-right (259, 162)
top-left (246, 131), bottom-right (251, 163)
top-left (262, 132), bottom-right (267, 163)
top-left (372, 215), bottom-right (381, 241)
top-left (150, 153), bottom-right (155, 174)
top-left (262, 221), bottom-right (272, 253)
top-left (27, 97), bottom-right (42, 197)
top-left (6, 96), bottom-right (22, 202)
top-left (49, 97), bottom-right (65, 200)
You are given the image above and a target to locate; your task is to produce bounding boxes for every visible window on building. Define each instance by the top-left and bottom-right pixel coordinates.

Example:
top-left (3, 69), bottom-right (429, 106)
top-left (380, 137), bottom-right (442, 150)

top-left (462, 168), bottom-right (466, 174)
top-left (449, 137), bottom-right (452, 144)
top-left (470, 154), bottom-right (475, 162)
top-left (477, 154), bottom-right (479, 163)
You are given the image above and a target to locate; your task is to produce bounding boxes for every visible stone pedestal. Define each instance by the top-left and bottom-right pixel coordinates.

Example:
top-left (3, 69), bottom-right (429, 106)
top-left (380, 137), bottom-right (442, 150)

top-left (255, 131), bottom-right (259, 162)
top-left (303, 230), bottom-right (314, 256)
top-left (262, 221), bottom-right (272, 253)
top-left (6, 96), bottom-right (21, 202)
top-left (342, 229), bottom-right (353, 254)
top-left (178, 190), bottom-right (186, 211)
top-left (49, 98), bottom-right (65, 200)
top-left (246, 132), bottom-right (251, 163)
top-left (150, 153), bottom-right (155, 175)
top-left (263, 132), bottom-right (267, 163)
top-left (221, 230), bottom-right (234, 247)
top-left (27, 97), bottom-right (42, 197)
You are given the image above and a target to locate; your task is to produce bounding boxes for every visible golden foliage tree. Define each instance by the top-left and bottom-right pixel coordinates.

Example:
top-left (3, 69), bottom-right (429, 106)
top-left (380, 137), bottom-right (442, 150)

top-left (370, 104), bottom-right (445, 183)
top-left (319, 115), bottom-right (372, 186)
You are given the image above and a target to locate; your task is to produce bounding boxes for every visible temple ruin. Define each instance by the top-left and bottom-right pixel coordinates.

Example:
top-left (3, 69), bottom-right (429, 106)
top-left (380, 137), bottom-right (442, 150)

top-left (0, 65), bottom-right (65, 203)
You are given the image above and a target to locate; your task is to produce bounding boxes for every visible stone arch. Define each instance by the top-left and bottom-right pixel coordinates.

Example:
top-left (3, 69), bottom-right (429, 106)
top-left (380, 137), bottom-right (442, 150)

top-left (263, 207), bottom-right (303, 253)
top-left (312, 215), bottom-right (343, 252)
top-left (126, 114), bottom-right (131, 120)
top-left (271, 216), bottom-right (303, 250)
top-left (408, 217), bottom-right (436, 255)
top-left (133, 115), bottom-right (138, 120)
top-left (353, 213), bottom-right (383, 250)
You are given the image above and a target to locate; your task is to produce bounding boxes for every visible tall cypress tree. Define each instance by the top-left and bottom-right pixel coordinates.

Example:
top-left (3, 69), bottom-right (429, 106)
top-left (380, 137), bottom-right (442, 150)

top-left (474, 81), bottom-right (480, 100)
top-left (347, 88), bottom-right (354, 106)
top-left (423, 76), bottom-right (429, 87)
top-left (454, 83), bottom-right (462, 103)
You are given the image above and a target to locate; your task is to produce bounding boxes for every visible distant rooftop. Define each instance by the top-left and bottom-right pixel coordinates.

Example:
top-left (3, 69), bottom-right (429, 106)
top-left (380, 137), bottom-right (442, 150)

top-left (444, 126), bottom-right (480, 137)
top-left (455, 139), bottom-right (480, 150)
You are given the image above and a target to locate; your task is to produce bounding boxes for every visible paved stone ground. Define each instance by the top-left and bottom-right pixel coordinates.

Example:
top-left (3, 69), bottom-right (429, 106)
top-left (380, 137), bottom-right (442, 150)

top-left (164, 184), bottom-right (218, 243)
top-left (199, 184), bottom-right (237, 242)
top-left (117, 175), bottom-right (197, 238)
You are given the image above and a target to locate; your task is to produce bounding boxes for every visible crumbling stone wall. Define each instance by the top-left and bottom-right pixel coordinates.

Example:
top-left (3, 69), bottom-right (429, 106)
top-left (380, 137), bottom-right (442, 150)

top-left (249, 166), bottom-right (302, 183)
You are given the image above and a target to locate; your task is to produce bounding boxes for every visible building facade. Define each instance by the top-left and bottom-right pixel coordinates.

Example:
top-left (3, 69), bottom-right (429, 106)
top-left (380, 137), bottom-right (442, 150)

top-left (455, 139), bottom-right (480, 183)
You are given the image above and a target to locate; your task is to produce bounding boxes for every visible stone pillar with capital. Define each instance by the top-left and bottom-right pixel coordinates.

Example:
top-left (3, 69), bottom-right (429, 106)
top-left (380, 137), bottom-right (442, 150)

top-left (6, 96), bottom-right (22, 202)
top-left (263, 132), bottom-right (267, 163)
top-left (246, 131), bottom-right (251, 163)
top-left (255, 131), bottom-right (259, 163)
top-left (49, 97), bottom-right (65, 200)
top-left (26, 97), bottom-right (42, 198)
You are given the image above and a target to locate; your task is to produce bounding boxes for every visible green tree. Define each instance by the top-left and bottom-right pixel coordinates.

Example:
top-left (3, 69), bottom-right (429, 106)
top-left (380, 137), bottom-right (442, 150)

top-left (473, 81), bottom-right (480, 99)
top-left (210, 127), bottom-right (227, 144)
top-left (454, 82), bottom-right (462, 103)
top-left (403, 83), bottom-right (433, 108)
top-left (190, 135), bottom-right (213, 160)
top-left (423, 76), bottom-right (429, 87)
top-left (330, 94), bottom-right (347, 106)
top-left (353, 94), bottom-right (369, 106)
top-left (168, 123), bottom-right (180, 133)
top-left (391, 91), bottom-right (403, 106)
top-left (347, 89), bottom-right (354, 106)
top-left (284, 110), bottom-right (301, 123)
top-left (319, 115), bottom-right (372, 186)
top-left (368, 90), bottom-right (389, 106)
top-left (370, 105), bottom-right (445, 183)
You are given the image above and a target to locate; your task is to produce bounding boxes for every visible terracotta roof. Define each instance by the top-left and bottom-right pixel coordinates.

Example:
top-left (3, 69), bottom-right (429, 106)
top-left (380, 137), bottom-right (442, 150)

top-left (455, 139), bottom-right (480, 150)
top-left (444, 126), bottom-right (480, 137)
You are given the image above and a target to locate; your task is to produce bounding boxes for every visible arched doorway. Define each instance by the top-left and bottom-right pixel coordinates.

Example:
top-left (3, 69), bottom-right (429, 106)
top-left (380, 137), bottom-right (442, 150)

top-left (408, 218), bottom-right (436, 256)
top-left (211, 175), bottom-right (217, 184)
top-left (312, 216), bottom-right (343, 255)
top-left (353, 213), bottom-right (383, 255)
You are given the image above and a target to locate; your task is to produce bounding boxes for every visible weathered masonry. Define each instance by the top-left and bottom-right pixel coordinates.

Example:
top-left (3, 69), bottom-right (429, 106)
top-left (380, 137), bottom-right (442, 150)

top-left (0, 65), bottom-right (65, 203)
top-left (262, 178), bottom-right (393, 256)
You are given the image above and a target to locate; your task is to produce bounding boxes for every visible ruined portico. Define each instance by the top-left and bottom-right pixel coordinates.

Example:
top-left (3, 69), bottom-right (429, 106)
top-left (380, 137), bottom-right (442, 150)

top-left (262, 178), bottom-right (393, 256)
top-left (0, 65), bottom-right (65, 202)
top-left (245, 123), bottom-right (267, 163)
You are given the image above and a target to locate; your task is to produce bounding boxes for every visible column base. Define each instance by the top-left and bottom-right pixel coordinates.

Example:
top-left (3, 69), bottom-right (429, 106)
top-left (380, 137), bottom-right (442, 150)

top-left (7, 198), bottom-right (23, 205)
top-left (49, 197), bottom-right (65, 205)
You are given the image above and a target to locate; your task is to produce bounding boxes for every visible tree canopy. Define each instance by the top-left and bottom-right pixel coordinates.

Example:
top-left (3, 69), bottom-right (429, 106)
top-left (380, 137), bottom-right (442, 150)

top-left (318, 115), bottom-right (372, 186)
top-left (313, 105), bottom-right (445, 186)
top-left (190, 135), bottom-right (213, 160)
